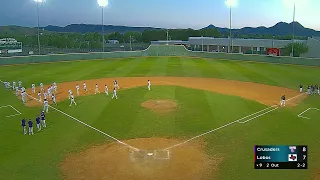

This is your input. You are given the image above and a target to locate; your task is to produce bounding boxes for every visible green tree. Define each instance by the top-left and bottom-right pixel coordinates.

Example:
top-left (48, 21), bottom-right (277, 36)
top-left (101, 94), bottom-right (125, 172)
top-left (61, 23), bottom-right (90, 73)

top-left (283, 42), bottom-right (309, 57)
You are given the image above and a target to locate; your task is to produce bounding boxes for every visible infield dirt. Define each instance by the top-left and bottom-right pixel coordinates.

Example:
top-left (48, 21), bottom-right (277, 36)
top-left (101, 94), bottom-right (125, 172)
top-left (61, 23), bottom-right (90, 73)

top-left (22, 77), bottom-right (305, 107)
top-left (61, 138), bottom-right (222, 180)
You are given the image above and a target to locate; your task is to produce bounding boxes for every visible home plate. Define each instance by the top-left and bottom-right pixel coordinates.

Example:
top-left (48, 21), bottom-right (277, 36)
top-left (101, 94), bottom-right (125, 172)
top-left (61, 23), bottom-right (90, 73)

top-left (148, 153), bottom-right (153, 156)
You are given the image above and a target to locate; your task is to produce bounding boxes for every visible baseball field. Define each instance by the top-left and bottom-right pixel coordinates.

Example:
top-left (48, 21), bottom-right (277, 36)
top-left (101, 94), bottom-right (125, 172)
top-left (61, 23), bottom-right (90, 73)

top-left (0, 56), bottom-right (319, 180)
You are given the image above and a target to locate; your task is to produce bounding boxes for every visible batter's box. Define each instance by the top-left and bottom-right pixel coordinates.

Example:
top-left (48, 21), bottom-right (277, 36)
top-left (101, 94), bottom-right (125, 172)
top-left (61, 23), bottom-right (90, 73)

top-left (130, 150), bottom-right (170, 160)
top-left (154, 150), bottom-right (170, 160)
top-left (0, 105), bottom-right (22, 118)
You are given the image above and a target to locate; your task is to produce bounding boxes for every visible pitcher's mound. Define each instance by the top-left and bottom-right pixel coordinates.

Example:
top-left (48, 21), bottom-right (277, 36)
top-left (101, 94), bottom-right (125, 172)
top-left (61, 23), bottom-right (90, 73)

top-left (61, 138), bottom-right (221, 180)
top-left (141, 99), bottom-right (177, 114)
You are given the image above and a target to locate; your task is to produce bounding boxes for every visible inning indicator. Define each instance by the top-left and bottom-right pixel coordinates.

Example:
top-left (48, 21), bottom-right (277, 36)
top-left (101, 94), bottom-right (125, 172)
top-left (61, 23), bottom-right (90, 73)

top-left (254, 145), bottom-right (307, 169)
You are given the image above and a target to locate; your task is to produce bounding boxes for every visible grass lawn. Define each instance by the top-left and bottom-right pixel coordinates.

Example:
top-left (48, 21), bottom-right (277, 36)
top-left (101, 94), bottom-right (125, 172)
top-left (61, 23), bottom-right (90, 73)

top-left (0, 57), bottom-right (319, 180)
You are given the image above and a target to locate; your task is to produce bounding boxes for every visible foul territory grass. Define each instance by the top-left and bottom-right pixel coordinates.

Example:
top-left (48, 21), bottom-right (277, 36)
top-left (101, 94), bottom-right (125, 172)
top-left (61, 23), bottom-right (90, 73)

top-left (0, 57), bottom-right (319, 180)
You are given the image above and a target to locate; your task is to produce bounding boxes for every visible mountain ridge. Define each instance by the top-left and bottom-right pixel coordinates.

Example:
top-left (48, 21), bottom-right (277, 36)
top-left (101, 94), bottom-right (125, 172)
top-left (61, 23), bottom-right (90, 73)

top-left (1, 22), bottom-right (319, 37)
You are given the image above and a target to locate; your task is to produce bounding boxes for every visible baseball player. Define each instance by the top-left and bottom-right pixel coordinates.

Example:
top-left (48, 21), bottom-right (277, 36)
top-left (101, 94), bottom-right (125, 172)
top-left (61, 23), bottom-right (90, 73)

top-left (299, 84), bottom-right (303, 93)
top-left (36, 116), bottom-right (41, 131)
top-left (280, 95), bottom-right (286, 106)
top-left (76, 84), bottom-right (80, 95)
top-left (43, 99), bottom-right (49, 113)
top-left (69, 94), bottom-right (77, 106)
top-left (40, 82), bottom-right (44, 92)
top-left (317, 86), bottom-right (320, 95)
top-left (53, 82), bottom-right (57, 92)
top-left (18, 80), bottom-right (22, 88)
top-left (15, 87), bottom-right (19, 96)
top-left (32, 83), bottom-right (35, 93)
top-left (52, 93), bottom-right (57, 105)
top-left (83, 82), bottom-right (87, 92)
top-left (12, 81), bottom-right (16, 90)
top-left (21, 91), bottom-right (27, 103)
top-left (21, 87), bottom-right (25, 92)
top-left (95, 84), bottom-right (100, 94)
top-left (112, 88), bottom-right (118, 99)
top-left (105, 85), bottom-right (108, 95)
top-left (38, 91), bottom-right (42, 102)
top-left (43, 92), bottom-right (48, 100)
top-left (21, 118), bottom-right (27, 135)
top-left (7, 82), bottom-right (11, 90)
top-left (68, 90), bottom-right (73, 99)
top-left (148, 80), bottom-right (151, 90)
top-left (114, 80), bottom-right (119, 89)
top-left (41, 111), bottom-right (46, 128)
top-left (47, 87), bottom-right (51, 95)
top-left (28, 119), bottom-right (34, 135)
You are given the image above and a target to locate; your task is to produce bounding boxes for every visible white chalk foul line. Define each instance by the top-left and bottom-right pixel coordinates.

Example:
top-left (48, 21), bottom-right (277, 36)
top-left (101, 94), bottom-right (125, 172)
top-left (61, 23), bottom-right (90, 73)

top-left (0, 79), bottom-right (140, 152)
top-left (164, 93), bottom-right (306, 151)
top-left (27, 93), bottom-right (140, 152)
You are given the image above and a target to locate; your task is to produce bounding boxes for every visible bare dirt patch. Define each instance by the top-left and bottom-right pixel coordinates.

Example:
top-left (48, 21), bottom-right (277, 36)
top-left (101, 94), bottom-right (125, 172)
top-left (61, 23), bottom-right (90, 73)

top-left (314, 168), bottom-right (320, 180)
top-left (21, 77), bottom-right (304, 107)
top-left (141, 99), bottom-right (177, 114)
top-left (61, 138), bottom-right (221, 180)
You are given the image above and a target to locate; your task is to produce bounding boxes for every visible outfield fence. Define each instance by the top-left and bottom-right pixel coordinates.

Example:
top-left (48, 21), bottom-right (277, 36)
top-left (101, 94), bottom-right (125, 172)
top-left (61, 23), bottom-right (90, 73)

top-left (0, 45), bottom-right (319, 66)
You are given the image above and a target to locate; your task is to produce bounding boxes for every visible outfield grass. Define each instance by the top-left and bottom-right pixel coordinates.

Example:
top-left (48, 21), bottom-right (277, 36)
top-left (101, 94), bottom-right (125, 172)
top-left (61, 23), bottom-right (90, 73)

top-left (0, 57), bottom-right (319, 180)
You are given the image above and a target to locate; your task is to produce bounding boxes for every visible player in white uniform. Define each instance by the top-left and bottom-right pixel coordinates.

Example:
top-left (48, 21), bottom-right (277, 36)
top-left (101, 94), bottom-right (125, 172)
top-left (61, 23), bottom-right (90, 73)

top-left (69, 94), bottom-right (77, 106)
top-left (18, 80), bottom-right (22, 88)
top-left (112, 88), bottom-right (118, 99)
top-left (43, 92), bottom-right (48, 100)
top-left (83, 82), bottom-right (87, 92)
top-left (53, 82), bottom-right (57, 92)
top-left (21, 87), bottom-right (25, 92)
top-left (12, 81), bottom-right (16, 90)
top-left (95, 84), bottom-right (100, 94)
top-left (114, 80), bottom-right (119, 89)
top-left (147, 80), bottom-right (151, 90)
top-left (40, 82), bottom-right (44, 92)
top-left (15, 87), bottom-right (19, 96)
top-left (7, 82), bottom-right (11, 89)
top-left (52, 93), bottom-right (57, 105)
top-left (21, 91), bottom-right (27, 103)
top-left (105, 85), bottom-right (108, 95)
top-left (32, 83), bottom-right (35, 93)
top-left (76, 84), bottom-right (80, 95)
top-left (43, 99), bottom-right (49, 113)
top-left (280, 95), bottom-right (286, 106)
top-left (68, 90), bottom-right (73, 99)
top-left (38, 91), bottom-right (42, 102)
top-left (47, 87), bottom-right (51, 95)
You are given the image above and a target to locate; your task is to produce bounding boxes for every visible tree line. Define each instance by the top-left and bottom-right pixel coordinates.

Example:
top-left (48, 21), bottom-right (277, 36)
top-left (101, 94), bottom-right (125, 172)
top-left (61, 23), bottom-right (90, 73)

top-left (0, 28), bottom-right (307, 50)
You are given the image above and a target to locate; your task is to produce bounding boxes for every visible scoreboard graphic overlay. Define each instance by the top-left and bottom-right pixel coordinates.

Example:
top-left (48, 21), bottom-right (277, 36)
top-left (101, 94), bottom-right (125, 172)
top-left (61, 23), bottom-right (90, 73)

top-left (254, 145), bottom-right (307, 169)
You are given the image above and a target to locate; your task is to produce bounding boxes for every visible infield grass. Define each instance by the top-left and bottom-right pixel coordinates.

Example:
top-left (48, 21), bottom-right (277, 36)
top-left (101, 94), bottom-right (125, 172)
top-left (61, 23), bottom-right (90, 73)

top-left (0, 57), bottom-right (319, 180)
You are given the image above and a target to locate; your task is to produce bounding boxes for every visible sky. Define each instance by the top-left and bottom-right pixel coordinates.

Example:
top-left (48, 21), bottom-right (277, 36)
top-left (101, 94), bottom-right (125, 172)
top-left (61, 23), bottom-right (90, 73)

top-left (0, 0), bottom-right (319, 30)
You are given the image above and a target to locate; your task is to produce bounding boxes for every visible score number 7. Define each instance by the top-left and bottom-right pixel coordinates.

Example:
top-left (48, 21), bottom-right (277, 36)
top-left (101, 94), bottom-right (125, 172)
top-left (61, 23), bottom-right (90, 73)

top-left (303, 155), bottom-right (307, 160)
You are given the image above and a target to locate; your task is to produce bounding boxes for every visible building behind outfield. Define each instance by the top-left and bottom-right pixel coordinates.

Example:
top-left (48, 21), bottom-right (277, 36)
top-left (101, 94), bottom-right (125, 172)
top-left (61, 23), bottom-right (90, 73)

top-left (152, 37), bottom-right (320, 58)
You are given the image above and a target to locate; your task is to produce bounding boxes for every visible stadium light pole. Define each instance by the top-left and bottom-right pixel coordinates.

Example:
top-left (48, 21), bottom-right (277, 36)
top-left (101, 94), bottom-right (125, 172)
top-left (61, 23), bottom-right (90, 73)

top-left (291, 2), bottom-right (296, 57)
top-left (166, 29), bottom-right (169, 45)
top-left (98, 0), bottom-right (108, 52)
top-left (34, 0), bottom-right (43, 55)
top-left (226, 0), bottom-right (236, 53)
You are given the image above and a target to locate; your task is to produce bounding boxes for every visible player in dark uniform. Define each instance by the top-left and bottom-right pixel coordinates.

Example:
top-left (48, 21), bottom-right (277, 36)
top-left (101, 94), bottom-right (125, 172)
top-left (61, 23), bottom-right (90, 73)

top-left (21, 118), bottom-right (26, 135)
top-left (280, 95), bottom-right (286, 106)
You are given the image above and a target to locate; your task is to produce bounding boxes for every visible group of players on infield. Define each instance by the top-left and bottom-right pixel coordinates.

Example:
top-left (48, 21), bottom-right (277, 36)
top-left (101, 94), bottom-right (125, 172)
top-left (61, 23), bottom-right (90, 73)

top-left (4, 79), bottom-right (319, 135)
